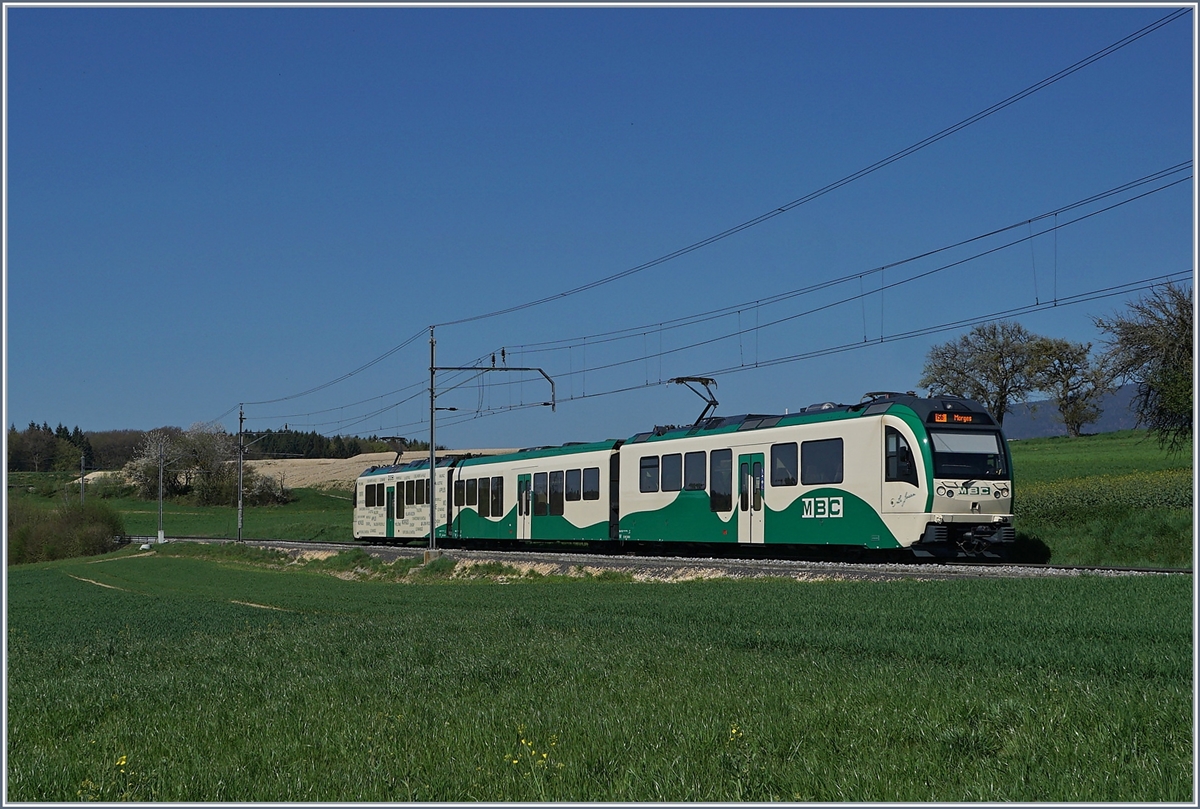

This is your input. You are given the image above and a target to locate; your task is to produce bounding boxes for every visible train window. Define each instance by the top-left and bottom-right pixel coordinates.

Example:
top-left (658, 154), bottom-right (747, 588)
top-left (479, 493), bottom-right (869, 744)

top-left (550, 471), bottom-right (565, 516)
top-left (771, 443), bottom-right (798, 487)
top-left (396, 489), bottom-right (404, 519)
top-left (406, 479), bottom-right (415, 506)
top-left (416, 478), bottom-right (426, 506)
top-left (533, 472), bottom-right (548, 516)
top-left (478, 477), bottom-right (491, 517)
top-left (930, 430), bottom-right (1007, 480)
top-left (583, 466), bottom-right (601, 500)
top-left (491, 476), bottom-right (504, 516)
top-left (454, 479), bottom-right (465, 507)
top-left (684, 451), bottom-right (706, 490)
top-left (801, 438), bottom-right (844, 485)
top-left (566, 469), bottom-right (582, 501)
top-left (466, 477), bottom-right (477, 506)
top-left (365, 483), bottom-right (376, 508)
top-left (885, 427), bottom-right (919, 487)
top-left (710, 449), bottom-right (733, 512)
top-left (661, 454), bottom-right (683, 492)
top-left (517, 477), bottom-right (529, 517)
top-left (640, 456), bottom-right (660, 493)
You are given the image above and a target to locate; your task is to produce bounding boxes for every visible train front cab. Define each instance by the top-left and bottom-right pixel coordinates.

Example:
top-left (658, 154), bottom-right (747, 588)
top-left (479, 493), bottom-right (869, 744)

top-left (901, 398), bottom-right (1015, 558)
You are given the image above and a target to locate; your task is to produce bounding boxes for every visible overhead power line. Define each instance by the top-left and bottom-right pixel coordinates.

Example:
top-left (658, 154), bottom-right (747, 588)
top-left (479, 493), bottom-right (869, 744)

top-left (447, 171), bottom-right (1192, 391)
top-left (502, 163), bottom-right (1192, 356)
top-left (365, 269), bottom-right (1191, 438)
top-left (433, 7), bottom-right (1190, 329)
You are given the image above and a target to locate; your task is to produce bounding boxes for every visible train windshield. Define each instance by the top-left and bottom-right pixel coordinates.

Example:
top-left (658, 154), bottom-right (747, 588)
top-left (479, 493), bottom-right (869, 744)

top-left (929, 430), bottom-right (1008, 480)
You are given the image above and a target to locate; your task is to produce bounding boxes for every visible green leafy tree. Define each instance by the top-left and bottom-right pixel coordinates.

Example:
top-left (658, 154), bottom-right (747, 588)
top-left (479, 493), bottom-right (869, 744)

top-left (918, 321), bottom-right (1038, 425)
top-left (1095, 283), bottom-right (1194, 454)
top-left (1029, 337), bottom-right (1116, 438)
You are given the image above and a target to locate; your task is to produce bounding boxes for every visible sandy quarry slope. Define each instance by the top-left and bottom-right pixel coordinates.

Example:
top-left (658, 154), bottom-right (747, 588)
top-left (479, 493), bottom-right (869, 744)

top-left (245, 449), bottom-right (519, 490)
top-left (85, 449), bottom-right (519, 491)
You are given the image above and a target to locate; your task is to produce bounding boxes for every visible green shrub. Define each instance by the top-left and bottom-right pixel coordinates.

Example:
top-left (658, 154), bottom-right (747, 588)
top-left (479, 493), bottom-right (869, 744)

top-left (303, 548), bottom-right (382, 574)
top-left (416, 555), bottom-right (459, 578)
top-left (87, 473), bottom-right (134, 499)
top-left (7, 500), bottom-right (125, 565)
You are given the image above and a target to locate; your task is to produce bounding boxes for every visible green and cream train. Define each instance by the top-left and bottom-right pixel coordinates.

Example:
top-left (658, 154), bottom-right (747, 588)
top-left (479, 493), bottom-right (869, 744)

top-left (353, 392), bottom-right (1015, 558)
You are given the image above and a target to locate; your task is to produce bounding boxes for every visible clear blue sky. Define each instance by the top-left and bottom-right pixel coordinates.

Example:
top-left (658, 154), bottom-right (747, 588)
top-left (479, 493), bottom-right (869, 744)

top-left (4, 4), bottom-right (1195, 450)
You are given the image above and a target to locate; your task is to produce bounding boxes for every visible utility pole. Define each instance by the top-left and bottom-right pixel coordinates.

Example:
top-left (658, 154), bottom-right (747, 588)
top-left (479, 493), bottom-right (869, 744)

top-left (428, 325), bottom-right (556, 556)
top-left (429, 327), bottom-right (437, 555)
top-left (157, 442), bottom-right (165, 543)
top-left (237, 405), bottom-right (245, 542)
top-left (80, 453), bottom-right (86, 505)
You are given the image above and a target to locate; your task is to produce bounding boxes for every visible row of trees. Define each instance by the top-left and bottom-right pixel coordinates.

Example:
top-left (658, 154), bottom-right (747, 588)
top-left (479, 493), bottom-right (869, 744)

top-left (241, 429), bottom-right (426, 460)
top-left (8, 424), bottom-right (417, 473)
top-left (919, 284), bottom-right (1192, 449)
top-left (6, 423), bottom-right (96, 473)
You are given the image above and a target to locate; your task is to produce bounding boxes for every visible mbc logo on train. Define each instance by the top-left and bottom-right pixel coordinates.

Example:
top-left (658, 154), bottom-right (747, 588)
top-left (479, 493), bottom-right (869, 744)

top-left (801, 496), bottom-right (843, 518)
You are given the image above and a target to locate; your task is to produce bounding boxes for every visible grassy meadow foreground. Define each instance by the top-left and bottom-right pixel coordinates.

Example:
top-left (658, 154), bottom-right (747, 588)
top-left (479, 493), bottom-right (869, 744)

top-left (6, 543), bottom-right (1192, 802)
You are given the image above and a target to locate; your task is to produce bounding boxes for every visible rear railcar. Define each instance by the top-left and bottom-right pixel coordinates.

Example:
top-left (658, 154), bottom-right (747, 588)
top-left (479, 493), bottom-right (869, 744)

top-left (353, 458), bottom-right (456, 542)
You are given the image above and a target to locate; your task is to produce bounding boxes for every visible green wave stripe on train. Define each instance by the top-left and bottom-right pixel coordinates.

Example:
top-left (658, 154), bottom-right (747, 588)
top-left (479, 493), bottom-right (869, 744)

top-left (451, 506), bottom-right (609, 542)
top-left (619, 489), bottom-right (901, 548)
top-left (765, 488), bottom-right (902, 549)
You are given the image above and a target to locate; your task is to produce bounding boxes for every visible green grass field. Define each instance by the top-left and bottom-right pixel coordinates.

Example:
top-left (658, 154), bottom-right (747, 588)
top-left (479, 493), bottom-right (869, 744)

top-left (6, 482), bottom-right (357, 543)
top-left (1007, 430), bottom-right (1192, 568)
top-left (6, 545), bottom-right (1192, 802)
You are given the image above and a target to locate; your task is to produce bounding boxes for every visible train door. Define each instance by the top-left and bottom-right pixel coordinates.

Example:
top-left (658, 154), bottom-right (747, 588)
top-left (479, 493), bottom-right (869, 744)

top-left (517, 474), bottom-right (532, 540)
top-left (737, 452), bottom-right (765, 543)
top-left (385, 486), bottom-right (396, 539)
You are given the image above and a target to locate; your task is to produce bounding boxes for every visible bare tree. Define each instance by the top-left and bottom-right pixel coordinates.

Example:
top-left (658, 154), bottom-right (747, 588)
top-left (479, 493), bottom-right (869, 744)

top-left (918, 321), bottom-right (1038, 425)
top-left (1095, 283), bottom-right (1193, 454)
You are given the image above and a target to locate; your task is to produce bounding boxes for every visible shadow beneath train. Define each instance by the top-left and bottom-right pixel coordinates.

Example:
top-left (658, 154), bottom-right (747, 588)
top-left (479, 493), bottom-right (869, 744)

top-left (1007, 531), bottom-right (1052, 564)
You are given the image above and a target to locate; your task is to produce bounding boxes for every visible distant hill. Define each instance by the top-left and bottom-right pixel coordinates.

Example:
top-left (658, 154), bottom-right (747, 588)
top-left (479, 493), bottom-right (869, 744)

top-left (1003, 384), bottom-right (1139, 440)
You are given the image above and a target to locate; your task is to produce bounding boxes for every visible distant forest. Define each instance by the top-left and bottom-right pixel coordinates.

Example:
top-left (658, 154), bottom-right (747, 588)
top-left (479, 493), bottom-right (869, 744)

top-left (6, 422), bottom-right (426, 473)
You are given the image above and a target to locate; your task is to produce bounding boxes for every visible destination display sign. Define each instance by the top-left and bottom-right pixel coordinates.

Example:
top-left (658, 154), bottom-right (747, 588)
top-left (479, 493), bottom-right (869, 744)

top-left (928, 411), bottom-right (993, 425)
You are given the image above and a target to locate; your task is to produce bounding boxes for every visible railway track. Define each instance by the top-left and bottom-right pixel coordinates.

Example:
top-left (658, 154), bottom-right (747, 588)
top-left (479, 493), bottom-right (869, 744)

top-left (142, 536), bottom-right (1190, 582)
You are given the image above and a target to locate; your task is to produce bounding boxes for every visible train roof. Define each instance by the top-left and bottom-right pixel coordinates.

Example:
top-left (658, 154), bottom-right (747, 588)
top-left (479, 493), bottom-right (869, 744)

top-left (359, 456), bottom-right (459, 478)
top-left (356, 393), bottom-right (997, 479)
top-left (456, 439), bottom-right (623, 466)
top-left (625, 392), bottom-right (995, 445)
